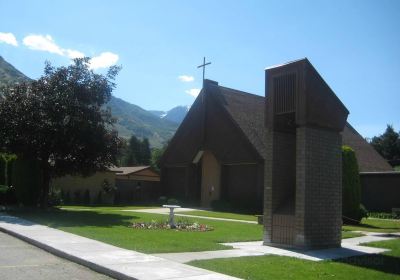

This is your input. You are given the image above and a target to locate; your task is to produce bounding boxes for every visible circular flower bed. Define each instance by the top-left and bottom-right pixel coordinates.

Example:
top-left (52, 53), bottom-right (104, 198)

top-left (130, 219), bottom-right (213, 232)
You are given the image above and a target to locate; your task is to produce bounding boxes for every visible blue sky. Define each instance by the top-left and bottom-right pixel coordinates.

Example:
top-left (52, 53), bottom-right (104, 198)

top-left (1, 0), bottom-right (399, 138)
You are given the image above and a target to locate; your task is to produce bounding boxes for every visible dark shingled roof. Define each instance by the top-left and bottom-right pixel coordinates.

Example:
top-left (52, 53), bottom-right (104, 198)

top-left (208, 82), bottom-right (392, 172)
top-left (212, 85), bottom-right (267, 160)
top-left (342, 124), bottom-right (393, 172)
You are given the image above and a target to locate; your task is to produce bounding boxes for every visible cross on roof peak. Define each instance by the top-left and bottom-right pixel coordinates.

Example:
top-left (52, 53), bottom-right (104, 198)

top-left (197, 57), bottom-right (211, 87)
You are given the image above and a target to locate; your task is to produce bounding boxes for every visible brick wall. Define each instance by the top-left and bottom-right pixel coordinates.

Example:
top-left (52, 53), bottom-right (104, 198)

top-left (295, 127), bottom-right (342, 249)
top-left (360, 172), bottom-right (400, 212)
top-left (264, 127), bottom-right (343, 249)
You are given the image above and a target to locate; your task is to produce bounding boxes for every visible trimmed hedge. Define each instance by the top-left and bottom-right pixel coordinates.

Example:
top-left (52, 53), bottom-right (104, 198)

top-left (342, 145), bottom-right (363, 224)
top-left (13, 158), bottom-right (43, 206)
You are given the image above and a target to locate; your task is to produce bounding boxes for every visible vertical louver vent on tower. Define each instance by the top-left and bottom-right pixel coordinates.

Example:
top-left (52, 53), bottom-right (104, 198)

top-left (273, 73), bottom-right (297, 114)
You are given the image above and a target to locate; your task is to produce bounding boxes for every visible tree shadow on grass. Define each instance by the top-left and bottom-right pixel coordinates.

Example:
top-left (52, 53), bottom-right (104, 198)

top-left (334, 253), bottom-right (400, 276)
top-left (7, 209), bottom-right (140, 228)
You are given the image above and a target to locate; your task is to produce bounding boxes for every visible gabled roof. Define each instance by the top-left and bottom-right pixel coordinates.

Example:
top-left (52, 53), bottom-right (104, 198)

top-left (204, 80), bottom-right (392, 172)
top-left (342, 124), bottom-right (393, 172)
top-left (208, 84), bottom-right (266, 160)
top-left (110, 166), bottom-right (151, 175)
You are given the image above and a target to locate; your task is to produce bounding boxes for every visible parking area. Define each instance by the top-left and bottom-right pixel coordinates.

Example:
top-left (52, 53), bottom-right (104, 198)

top-left (0, 231), bottom-right (113, 280)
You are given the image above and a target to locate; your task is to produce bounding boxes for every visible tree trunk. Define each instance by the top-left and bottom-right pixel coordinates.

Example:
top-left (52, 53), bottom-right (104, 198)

top-left (40, 162), bottom-right (51, 209)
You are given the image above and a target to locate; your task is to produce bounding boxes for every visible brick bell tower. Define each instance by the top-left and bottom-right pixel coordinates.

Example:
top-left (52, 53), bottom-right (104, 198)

top-left (263, 58), bottom-right (349, 249)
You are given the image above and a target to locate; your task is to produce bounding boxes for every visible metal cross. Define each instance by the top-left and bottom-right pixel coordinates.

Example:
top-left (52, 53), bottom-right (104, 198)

top-left (197, 57), bottom-right (211, 86)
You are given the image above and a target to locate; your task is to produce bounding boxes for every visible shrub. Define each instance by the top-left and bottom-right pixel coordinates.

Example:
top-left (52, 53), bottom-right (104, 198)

top-left (114, 190), bottom-right (121, 205)
top-left (60, 189), bottom-right (65, 202)
top-left (158, 196), bottom-right (167, 205)
top-left (0, 185), bottom-right (17, 206)
top-left (0, 185), bottom-right (8, 194)
top-left (64, 191), bottom-right (71, 204)
top-left (73, 190), bottom-right (81, 204)
top-left (96, 191), bottom-right (103, 205)
top-left (83, 189), bottom-right (91, 205)
top-left (167, 198), bottom-right (179, 205)
top-left (0, 185), bottom-right (8, 205)
top-left (368, 211), bottom-right (400, 220)
top-left (211, 199), bottom-right (232, 212)
top-left (0, 155), bottom-right (6, 185)
top-left (342, 145), bottom-right (362, 224)
top-left (12, 158), bottom-right (42, 206)
top-left (48, 189), bottom-right (62, 207)
top-left (359, 204), bottom-right (368, 219)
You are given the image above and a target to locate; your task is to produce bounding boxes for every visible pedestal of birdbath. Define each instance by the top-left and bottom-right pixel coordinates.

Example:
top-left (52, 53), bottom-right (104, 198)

top-left (163, 205), bottom-right (181, 228)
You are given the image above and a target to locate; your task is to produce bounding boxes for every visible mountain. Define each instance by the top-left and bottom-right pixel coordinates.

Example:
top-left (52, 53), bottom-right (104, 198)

top-left (107, 96), bottom-right (178, 147)
top-left (0, 55), bottom-right (178, 148)
top-left (149, 105), bottom-right (190, 124)
top-left (0, 56), bottom-right (31, 85)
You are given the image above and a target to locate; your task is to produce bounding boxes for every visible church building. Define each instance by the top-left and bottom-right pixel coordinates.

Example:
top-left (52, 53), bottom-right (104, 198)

top-left (160, 73), bottom-right (392, 211)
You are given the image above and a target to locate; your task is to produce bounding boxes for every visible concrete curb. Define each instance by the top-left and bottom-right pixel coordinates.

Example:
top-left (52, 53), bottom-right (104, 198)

top-left (0, 214), bottom-right (242, 280)
top-left (0, 226), bottom-right (136, 280)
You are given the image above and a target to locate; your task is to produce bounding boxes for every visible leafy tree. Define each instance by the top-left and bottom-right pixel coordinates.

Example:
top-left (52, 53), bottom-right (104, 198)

top-left (371, 125), bottom-right (400, 162)
top-left (0, 58), bottom-right (122, 207)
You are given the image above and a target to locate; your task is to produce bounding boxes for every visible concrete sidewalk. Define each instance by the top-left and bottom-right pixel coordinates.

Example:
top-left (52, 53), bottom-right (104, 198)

top-left (0, 214), bottom-right (241, 280)
top-left (155, 232), bottom-right (399, 263)
top-left (130, 208), bottom-right (206, 214)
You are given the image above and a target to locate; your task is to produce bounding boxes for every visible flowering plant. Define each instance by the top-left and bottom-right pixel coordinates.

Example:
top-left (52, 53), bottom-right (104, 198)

top-left (130, 219), bottom-right (213, 232)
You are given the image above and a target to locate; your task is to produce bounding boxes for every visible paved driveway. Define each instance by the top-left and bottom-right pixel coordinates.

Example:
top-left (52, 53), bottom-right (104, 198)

top-left (0, 231), bottom-right (113, 280)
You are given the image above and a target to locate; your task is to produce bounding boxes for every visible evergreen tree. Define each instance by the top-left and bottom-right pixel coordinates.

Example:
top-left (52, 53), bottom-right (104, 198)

top-left (371, 125), bottom-right (400, 162)
top-left (151, 143), bottom-right (168, 172)
top-left (342, 146), bottom-right (362, 224)
top-left (124, 136), bottom-right (151, 165)
top-left (140, 138), bottom-right (151, 165)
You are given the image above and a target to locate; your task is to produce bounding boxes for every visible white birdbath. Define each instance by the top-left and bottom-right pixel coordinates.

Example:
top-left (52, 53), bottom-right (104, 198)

top-left (163, 205), bottom-right (181, 228)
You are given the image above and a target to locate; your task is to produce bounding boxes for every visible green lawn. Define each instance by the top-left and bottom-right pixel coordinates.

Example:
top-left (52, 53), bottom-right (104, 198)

top-left (59, 205), bottom-right (155, 211)
top-left (11, 207), bottom-right (397, 254)
top-left (180, 210), bottom-right (258, 221)
top-left (189, 238), bottom-right (400, 280)
top-left (342, 230), bottom-right (364, 239)
top-left (13, 208), bottom-right (263, 253)
top-left (343, 218), bottom-right (400, 233)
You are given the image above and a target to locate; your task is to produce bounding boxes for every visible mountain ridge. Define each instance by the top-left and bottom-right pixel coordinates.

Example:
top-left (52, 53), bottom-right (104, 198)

top-left (149, 105), bottom-right (189, 124)
top-left (0, 56), bottom-right (31, 84)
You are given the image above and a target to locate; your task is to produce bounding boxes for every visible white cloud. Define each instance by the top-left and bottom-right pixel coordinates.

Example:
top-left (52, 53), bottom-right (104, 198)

top-left (21, 33), bottom-right (119, 70)
top-left (178, 75), bottom-right (194, 82)
top-left (22, 34), bottom-right (84, 59)
top-left (23, 34), bottom-right (64, 55)
top-left (89, 52), bottom-right (119, 70)
top-left (185, 88), bottom-right (201, 97)
top-left (65, 49), bottom-right (85, 59)
top-left (0, 32), bottom-right (18, 46)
